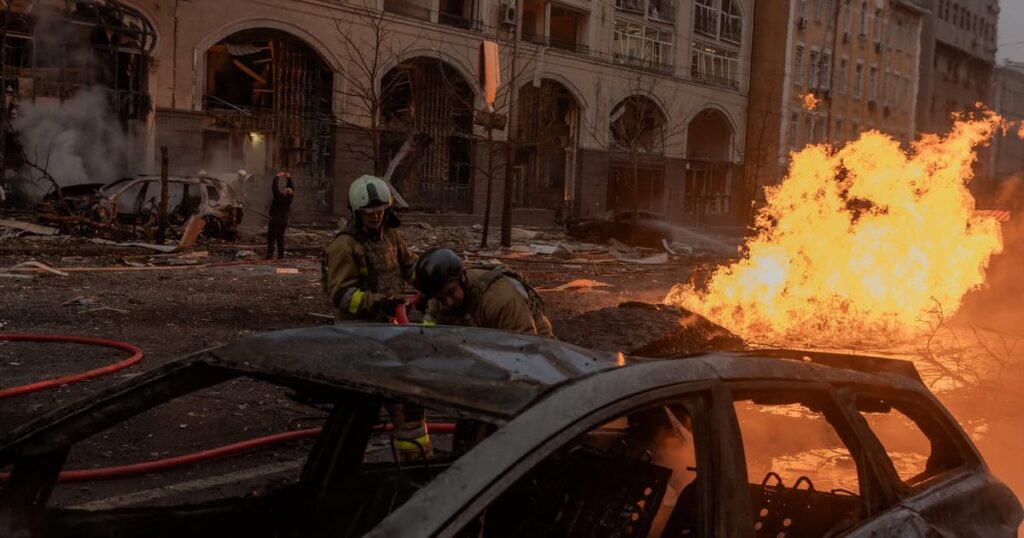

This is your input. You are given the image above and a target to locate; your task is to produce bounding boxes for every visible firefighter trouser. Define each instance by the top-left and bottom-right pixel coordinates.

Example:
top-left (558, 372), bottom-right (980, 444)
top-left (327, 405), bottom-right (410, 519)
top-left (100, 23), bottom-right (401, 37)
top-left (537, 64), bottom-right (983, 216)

top-left (386, 403), bottom-right (431, 460)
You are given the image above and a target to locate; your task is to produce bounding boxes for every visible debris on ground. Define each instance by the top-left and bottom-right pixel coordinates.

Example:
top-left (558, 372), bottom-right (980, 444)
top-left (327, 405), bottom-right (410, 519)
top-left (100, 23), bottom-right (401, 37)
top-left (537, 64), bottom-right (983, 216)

top-left (555, 302), bottom-right (745, 357)
top-left (536, 279), bottom-right (612, 292)
top-left (0, 218), bottom-right (60, 236)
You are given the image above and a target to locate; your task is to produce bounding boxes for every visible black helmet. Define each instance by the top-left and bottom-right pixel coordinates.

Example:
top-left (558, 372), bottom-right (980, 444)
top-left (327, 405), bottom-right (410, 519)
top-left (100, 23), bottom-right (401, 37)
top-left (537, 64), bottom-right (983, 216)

top-left (414, 248), bottom-right (465, 297)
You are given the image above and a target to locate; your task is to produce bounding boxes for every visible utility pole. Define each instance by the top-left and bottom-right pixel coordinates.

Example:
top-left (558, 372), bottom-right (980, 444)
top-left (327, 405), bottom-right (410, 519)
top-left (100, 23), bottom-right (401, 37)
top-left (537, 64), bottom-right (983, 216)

top-left (500, 0), bottom-right (520, 248)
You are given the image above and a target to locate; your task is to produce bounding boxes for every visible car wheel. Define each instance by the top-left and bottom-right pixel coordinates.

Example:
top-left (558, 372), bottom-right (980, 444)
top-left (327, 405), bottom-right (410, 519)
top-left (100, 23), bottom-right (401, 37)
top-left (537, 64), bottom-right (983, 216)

top-left (68, 208), bottom-right (99, 235)
top-left (199, 216), bottom-right (224, 240)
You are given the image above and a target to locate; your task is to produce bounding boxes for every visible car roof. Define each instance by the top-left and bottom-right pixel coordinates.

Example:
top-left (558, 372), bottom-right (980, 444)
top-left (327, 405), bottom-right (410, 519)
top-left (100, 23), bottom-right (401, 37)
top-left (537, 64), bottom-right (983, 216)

top-left (200, 324), bottom-right (624, 420)
top-left (100, 175), bottom-right (226, 193)
top-left (0, 326), bottom-right (931, 458)
top-left (201, 325), bottom-right (927, 416)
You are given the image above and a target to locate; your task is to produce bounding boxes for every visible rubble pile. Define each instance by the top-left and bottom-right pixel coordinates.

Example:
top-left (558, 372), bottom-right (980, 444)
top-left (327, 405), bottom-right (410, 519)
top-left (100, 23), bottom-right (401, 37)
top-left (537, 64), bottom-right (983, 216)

top-left (555, 301), bottom-right (745, 357)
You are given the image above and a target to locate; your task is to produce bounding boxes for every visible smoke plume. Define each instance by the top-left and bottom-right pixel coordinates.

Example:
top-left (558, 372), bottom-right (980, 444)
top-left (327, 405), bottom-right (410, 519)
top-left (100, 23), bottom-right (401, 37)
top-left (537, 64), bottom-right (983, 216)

top-left (12, 87), bottom-right (140, 197)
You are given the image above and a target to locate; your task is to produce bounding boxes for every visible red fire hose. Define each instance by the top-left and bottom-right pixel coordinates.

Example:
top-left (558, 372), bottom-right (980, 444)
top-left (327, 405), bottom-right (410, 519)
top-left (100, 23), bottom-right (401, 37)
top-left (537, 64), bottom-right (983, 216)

top-left (0, 423), bottom-right (456, 483)
top-left (0, 332), bottom-right (455, 484)
top-left (0, 334), bottom-right (143, 399)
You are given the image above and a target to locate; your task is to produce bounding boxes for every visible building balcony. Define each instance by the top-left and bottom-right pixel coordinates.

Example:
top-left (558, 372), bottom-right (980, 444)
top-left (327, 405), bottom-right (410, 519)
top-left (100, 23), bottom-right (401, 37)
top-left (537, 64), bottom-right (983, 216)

top-left (613, 53), bottom-right (674, 74)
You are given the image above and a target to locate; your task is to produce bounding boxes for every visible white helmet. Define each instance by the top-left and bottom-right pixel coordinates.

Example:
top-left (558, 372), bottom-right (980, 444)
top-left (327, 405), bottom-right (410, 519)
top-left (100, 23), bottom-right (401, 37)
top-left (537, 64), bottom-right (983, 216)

top-left (348, 175), bottom-right (393, 213)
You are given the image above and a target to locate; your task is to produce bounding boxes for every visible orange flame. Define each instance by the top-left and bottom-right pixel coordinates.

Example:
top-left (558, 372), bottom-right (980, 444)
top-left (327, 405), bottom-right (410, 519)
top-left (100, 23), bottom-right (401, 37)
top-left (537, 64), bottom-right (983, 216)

top-left (666, 113), bottom-right (1006, 344)
top-left (803, 93), bottom-right (818, 111)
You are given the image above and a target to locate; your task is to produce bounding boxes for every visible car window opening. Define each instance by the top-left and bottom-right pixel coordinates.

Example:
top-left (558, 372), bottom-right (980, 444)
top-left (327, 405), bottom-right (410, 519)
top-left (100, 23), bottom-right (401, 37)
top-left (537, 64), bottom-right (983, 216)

top-left (734, 392), bottom-right (866, 538)
top-left (455, 401), bottom-right (703, 538)
top-left (855, 395), bottom-right (966, 489)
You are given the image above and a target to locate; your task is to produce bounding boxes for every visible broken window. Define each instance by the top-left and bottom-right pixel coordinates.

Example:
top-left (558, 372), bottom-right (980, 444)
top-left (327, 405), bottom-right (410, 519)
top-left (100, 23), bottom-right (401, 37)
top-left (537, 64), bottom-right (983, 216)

top-left (611, 96), bottom-right (666, 154)
top-left (204, 29), bottom-right (335, 211)
top-left (609, 164), bottom-right (666, 215)
top-left (439, 0), bottom-right (474, 29)
top-left (549, 7), bottom-right (588, 53)
top-left (684, 108), bottom-right (734, 218)
top-left (379, 58), bottom-right (474, 213)
top-left (614, 20), bottom-right (673, 72)
top-left (515, 80), bottom-right (580, 214)
top-left (522, 0), bottom-right (546, 44)
top-left (732, 390), bottom-right (868, 538)
top-left (1, 0), bottom-right (156, 122)
top-left (455, 397), bottom-right (708, 537)
top-left (855, 396), bottom-right (966, 488)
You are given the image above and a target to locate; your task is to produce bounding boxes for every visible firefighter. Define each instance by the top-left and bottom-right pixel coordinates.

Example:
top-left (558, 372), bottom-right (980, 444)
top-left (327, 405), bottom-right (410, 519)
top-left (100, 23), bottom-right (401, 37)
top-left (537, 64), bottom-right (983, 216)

top-left (266, 171), bottom-right (294, 259)
top-left (413, 247), bottom-right (554, 337)
top-left (321, 175), bottom-right (427, 460)
top-left (321, 175), bottom-right (416, 322)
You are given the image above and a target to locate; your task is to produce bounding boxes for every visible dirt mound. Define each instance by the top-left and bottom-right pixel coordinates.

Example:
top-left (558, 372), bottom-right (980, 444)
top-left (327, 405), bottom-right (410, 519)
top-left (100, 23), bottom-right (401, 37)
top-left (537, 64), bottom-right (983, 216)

top-left (553, 301), bottom-right (744, 357)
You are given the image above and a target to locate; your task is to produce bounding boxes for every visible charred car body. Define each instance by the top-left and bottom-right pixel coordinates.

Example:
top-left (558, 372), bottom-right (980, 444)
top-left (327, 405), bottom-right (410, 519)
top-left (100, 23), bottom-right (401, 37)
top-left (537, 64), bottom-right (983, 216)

top-left (40, 175), bottom-right (244, 237)
top-left (0, 325), bottom-right (1019, 537)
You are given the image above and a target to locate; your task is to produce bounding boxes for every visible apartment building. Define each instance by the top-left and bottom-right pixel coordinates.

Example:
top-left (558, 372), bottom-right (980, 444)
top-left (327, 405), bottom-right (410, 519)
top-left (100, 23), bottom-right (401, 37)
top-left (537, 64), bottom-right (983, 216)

top-left (989, 62), bottom-right (1024, 200)
top-left (745, 0), bottom-right (926, 191)
top-left (0, 0), bottom-right (755, 225)
top-left (916, 0), bottom-right (998, 136)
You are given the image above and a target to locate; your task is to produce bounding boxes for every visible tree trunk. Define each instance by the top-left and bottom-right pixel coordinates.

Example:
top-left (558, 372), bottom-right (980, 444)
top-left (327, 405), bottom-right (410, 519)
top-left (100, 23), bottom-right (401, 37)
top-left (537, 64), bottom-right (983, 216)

top-left (481, 127), bottom-right (495, 248)
top-left (156, 147), bottom-right (169, 244)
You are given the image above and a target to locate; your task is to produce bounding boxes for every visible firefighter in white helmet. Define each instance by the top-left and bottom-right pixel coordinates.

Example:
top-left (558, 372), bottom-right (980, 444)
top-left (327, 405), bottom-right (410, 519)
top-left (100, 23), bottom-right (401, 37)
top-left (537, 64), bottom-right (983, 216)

top-left (321, 175), bottom-right (416, 322)
top-left (321, 175), bottom-right (428, 460)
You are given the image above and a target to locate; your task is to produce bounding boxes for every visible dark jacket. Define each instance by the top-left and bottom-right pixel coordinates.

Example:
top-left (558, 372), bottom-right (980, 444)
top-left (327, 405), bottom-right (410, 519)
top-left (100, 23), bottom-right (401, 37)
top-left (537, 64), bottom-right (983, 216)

top-left (269, 176), bottom-right (294, 220)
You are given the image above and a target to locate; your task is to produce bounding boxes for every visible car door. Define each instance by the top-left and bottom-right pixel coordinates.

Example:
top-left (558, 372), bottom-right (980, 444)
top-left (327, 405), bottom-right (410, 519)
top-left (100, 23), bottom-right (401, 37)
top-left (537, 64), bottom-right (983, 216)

top-left (367, 359), bottom-right (747, 538)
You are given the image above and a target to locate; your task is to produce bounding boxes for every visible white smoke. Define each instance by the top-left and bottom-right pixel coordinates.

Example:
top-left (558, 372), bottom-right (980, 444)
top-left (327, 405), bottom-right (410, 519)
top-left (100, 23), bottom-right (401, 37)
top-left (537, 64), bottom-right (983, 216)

top-left (13, 87), bottom-right (141, 195)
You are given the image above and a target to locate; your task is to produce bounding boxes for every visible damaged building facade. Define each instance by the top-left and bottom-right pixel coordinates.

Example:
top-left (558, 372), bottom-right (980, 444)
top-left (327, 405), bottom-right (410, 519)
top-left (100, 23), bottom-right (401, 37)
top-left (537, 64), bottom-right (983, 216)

top-left (0, 0), bottom-right (156, 185)
top-left (2, 0), bottom-right (753, 225)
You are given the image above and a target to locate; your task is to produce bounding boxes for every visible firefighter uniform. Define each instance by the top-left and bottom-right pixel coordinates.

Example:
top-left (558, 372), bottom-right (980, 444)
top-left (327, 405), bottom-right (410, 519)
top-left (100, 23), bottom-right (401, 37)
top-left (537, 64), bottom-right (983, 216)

top-left (321, 174), bottom-right (427, 460)
top-left (427, 267), bottom-right (555, 337)
top-left (321, 219), bottom-right (416, 321)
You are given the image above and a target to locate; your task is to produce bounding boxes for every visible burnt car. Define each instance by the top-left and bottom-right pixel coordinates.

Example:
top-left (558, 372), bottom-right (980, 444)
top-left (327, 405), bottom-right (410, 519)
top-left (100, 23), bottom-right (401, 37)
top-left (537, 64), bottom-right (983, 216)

top-left (40, 175), bottom-right (243, 236)
top-left (0, 325), bottom-right (1019, 537)
top-left (567, 210), bottom-right (676, 248)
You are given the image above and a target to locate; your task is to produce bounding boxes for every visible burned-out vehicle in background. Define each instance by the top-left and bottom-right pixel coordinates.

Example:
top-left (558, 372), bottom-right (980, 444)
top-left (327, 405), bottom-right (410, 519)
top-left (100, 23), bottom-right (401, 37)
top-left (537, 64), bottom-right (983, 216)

top-left (567, 210), bottom-right (677, 248)
top-left (39, 174), bottom-right (244, 238)
top-left (0, 325), bottom-right (1019, 537)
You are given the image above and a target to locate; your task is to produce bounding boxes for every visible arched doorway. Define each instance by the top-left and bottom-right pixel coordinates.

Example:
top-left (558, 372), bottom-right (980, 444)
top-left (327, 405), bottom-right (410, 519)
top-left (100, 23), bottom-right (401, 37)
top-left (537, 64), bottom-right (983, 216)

top-left (516, 79), bottom-right (581, 218)
top-left (684, 108), bottom-right (735, 226)
top-left (204, 29), bottom-right (335, 211)
top-left (607, 95), bottom-right (667, 216)
top-left (380, 57), bottom-right (474, 213)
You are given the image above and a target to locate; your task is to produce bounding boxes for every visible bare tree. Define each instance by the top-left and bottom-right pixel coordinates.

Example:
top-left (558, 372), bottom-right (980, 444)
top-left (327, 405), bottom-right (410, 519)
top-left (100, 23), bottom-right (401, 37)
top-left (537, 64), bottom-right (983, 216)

top-left (582, 70), bottom-right (690, 222)
top-left (441, 30), bottom-right (543, 247)
top-left (333, 1), bottom-right (422, 177)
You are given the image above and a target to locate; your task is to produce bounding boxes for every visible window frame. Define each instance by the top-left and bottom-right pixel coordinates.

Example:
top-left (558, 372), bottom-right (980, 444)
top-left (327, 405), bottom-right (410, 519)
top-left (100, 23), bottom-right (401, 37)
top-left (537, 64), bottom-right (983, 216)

top-left (838, 386), bottom-right (982, 497)
top-left (720, 380), bottom-right (903, 529)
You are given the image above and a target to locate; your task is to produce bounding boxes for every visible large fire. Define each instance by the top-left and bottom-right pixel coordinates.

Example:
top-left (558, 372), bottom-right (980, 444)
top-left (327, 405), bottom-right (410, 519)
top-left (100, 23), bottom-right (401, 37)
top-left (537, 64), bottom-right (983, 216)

top-left (666, 113), bottom-right (1007, 344)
